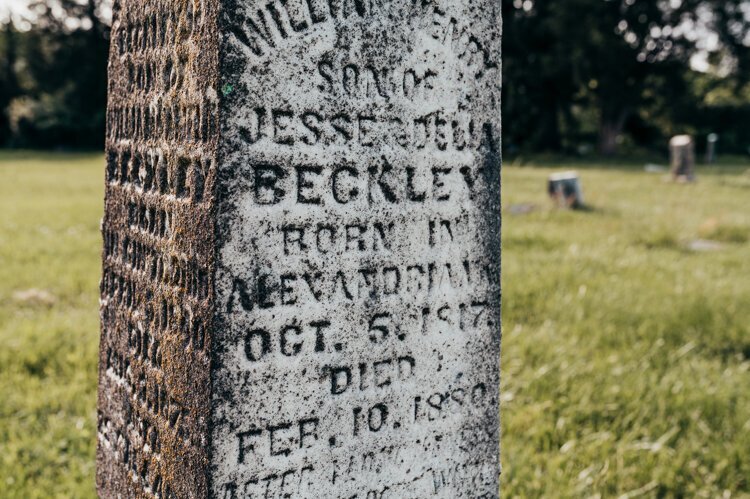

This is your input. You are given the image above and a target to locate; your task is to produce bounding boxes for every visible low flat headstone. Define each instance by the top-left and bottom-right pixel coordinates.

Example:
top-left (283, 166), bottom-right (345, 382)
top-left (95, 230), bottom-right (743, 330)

top-left (507, 203), bottom-right (537, 215)
top-left (644, 164), bottom-right (667, 173)
top-left (97, 1), bottom-right (502, 497)
top-left (687, 239), bottom-right (724, 252)
top-left (669, 135), bottom-right (696, 181)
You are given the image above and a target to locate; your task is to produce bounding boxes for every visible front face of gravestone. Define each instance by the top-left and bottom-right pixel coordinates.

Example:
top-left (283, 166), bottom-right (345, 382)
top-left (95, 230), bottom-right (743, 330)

top-left (213, 0), bottom-right (501, 497)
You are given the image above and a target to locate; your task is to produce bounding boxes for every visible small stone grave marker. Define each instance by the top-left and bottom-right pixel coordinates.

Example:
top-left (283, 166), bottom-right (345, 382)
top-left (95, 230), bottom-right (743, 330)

top-left (548, 171), bottom-right (584, 209)
top-left (669, 135), bottom-right (696, 182)
top-left (706, 133), bottom-right (719, 164)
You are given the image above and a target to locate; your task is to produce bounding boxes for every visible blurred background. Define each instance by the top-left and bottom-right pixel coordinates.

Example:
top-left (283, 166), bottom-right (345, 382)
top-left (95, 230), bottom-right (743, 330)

top-left (0, 0), bottom-right (749, 497)
top-left (2, 0), bottom-right (750, 154)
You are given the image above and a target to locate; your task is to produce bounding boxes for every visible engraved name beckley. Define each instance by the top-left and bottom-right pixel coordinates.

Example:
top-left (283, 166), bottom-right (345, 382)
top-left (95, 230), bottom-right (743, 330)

top-left (213, 0), bottom-right (500, 496)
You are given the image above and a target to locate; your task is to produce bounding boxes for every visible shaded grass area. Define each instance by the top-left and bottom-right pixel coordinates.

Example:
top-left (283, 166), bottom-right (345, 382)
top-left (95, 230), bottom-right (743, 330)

top-left (0, 152), bottom-right (748, 497)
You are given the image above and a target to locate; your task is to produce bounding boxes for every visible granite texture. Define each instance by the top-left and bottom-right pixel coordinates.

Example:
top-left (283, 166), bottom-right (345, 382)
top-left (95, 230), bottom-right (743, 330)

top-left (97, 0), bottom-right (501, 497)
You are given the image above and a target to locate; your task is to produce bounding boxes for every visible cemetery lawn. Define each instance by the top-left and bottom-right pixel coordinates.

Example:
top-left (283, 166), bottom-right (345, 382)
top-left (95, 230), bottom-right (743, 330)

top-left (0, 151), bottom-right (748, 498)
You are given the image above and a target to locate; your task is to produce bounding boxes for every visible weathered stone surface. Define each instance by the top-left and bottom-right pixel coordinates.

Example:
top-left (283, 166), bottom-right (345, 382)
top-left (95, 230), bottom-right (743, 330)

top-left (97, 0), bottom-right (501, 497)
top-left (97, 1), bottom-right (219, 497)
top-left (670, 134), bottom-right (696, 181)
top-left (548, 171), bottom-right (583, 209)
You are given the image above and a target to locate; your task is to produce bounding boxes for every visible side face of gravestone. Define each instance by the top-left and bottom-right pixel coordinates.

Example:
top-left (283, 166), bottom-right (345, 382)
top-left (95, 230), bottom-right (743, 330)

top-left (97, 1), bottom-right (219, 497)
top-left (212, 0), bottom-right (502, 496)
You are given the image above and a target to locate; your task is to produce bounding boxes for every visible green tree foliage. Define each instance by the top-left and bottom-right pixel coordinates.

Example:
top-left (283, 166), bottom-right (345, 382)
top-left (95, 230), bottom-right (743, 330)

top-left (503, 0), bottom-right (750, 155)
top-left (0, 22), bottom-right (20, 145)
top-left (0, 0), bottom-right (748, 153)
top-left (1, 0), bottom-right (108, 149)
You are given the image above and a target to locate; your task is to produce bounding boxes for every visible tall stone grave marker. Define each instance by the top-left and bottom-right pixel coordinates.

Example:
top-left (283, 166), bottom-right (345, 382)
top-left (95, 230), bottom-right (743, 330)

top-left (669, 135), bottom-right (696, 181)
top-left (97, 1), bottom-right (502, 497)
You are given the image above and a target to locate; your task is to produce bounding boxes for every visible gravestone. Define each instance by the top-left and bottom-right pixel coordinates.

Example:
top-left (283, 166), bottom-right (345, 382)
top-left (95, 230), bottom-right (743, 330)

top-left (705, 133), bottom-right (718, 164)
top-left (548, 171), bottom-right (583, 209)
top-left (669, 135), bottom-right (695, 181)
top-left (97, 1), bottom-right (502, 497)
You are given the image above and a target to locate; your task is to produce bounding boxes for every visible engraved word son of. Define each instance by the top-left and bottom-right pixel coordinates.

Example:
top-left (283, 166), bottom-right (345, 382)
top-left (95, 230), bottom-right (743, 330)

top-left (97, 0), bottom-right (501, 497)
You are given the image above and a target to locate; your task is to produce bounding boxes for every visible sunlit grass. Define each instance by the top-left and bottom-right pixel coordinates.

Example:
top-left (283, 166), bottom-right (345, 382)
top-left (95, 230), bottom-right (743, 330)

top-left (501, 158), bottom-right (750, 497)
top-left (0, 152), bottom-right (748, 497)
top-left (0, 151), bottom-right (102, 498)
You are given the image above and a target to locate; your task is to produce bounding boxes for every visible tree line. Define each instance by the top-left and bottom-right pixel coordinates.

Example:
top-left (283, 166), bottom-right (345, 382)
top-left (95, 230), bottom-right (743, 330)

top-left (0, 0), bottom-right (108, 149)
top-left (1, 0), bottom-right (749, 155)
top-left (503, 0), bottom-right (750, 155)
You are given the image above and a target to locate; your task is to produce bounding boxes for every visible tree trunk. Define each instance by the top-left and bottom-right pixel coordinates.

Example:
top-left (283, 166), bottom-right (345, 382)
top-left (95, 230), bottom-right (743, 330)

top-left (598, 109), bottom-right (629, 156)
top-left (0, 23), bottom-right (19, 145)
top-left (536, 87), bottom-right (562, 151)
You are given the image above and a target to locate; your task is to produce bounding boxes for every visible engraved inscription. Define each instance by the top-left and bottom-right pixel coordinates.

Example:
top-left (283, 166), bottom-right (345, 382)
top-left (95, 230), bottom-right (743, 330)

top-left (97, 0), bottom-right (218, 497)
top-left (98, 0), bottom-right (500, 496)
top-left (213, 0), bottom-right (501, 496)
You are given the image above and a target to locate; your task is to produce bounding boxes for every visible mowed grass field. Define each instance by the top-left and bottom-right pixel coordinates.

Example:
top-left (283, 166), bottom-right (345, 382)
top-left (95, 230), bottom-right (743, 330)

top-left (0, 151), bottom-right (749, 498)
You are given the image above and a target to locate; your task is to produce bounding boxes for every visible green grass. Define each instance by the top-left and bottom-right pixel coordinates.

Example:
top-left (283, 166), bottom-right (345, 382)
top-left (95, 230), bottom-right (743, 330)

top-left (0, 151), bottom-right (103, 498)
top-left (502, 158), bottom-right (750, 497)
top-left (0, 152), bottom-right (749, 497)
